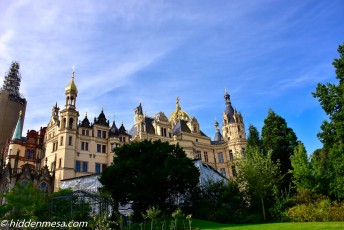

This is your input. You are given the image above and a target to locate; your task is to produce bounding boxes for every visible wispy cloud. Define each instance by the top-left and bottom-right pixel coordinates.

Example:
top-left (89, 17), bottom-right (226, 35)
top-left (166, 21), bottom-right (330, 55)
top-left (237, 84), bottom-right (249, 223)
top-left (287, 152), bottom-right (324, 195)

top-left (0, 0), bottom-right (343, 154)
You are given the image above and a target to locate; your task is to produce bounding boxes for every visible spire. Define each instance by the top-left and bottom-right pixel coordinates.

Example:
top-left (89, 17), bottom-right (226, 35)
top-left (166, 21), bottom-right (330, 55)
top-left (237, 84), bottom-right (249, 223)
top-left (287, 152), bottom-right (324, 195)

top-left (214, 118), bottom-right (223, 142)
top-left (224, 89), bottom-right (231, 105)
top-left (176, 96), bottom-right (181, 111)
top-left (65, 66), bottom-right (78, 94)
top-left (224, 88), bottom-right (235, 122)
top-left (136, 103), bottom-right (143, 115)
top-left (12, 111), bottom-right (23, 141)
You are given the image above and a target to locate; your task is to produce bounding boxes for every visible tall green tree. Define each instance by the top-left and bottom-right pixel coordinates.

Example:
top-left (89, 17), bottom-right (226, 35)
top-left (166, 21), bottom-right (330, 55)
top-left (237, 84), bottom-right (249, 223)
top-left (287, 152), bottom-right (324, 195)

top-left (310, 148), bottom-right (331, 196)
top-left (261, 109), bottom-right (298, 190)
top-left (237, 148), bottom-right (282, 221)
top-left (313, 43), bottom-right (344, 198)
top-left (246, 125), bottom-right (261, 153)
top-left (290, 142), bottom-right (314, 192)
top-left (99, 140), bottom-right (200, 221)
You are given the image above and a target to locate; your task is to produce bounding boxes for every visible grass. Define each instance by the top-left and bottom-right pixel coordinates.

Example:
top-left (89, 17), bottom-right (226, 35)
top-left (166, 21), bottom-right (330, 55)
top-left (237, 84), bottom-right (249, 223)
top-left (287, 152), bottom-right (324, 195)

top-left (192, 219), bottom-right (344, 230)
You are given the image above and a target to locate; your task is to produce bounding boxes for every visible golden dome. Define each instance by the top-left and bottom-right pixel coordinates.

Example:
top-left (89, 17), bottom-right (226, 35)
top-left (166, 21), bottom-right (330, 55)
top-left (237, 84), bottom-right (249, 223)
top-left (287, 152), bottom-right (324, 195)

top-left (169, 97), bottom-right (191, 123)
top-left (65, 67), bottom-right (78, 94)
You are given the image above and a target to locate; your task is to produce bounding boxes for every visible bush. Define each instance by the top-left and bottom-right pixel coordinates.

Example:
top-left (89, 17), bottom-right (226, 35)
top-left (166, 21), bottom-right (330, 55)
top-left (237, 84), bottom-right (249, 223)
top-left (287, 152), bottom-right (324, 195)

top-left (286, 197), bottom-right (344, 222)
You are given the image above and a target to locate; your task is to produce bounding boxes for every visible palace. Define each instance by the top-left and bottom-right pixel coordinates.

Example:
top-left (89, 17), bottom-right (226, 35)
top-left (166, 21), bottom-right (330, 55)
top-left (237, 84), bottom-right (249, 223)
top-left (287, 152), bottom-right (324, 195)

top-left (1, 68), bottom-right (246, 193)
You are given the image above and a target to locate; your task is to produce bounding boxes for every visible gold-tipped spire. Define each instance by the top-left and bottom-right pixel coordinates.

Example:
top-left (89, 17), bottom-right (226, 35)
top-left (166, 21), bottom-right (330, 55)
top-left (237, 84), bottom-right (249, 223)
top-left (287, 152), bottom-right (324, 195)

top-left (65, 66), bottom-right (78, 94)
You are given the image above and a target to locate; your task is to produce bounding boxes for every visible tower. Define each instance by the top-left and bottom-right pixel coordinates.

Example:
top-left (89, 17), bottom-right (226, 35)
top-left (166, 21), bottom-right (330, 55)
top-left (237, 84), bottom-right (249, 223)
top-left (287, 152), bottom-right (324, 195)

top-left (44, 67), bottom-right (79, 190)
top-left (221, 90), bottom-right (246, 166)
top-left (0, 62), bottom-right (27, 156)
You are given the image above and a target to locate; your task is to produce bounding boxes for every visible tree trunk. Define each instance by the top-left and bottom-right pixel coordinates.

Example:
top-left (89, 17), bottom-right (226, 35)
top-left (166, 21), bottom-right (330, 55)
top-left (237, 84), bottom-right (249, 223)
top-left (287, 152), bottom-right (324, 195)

top-left (260, 196), bottom-right (266, 221)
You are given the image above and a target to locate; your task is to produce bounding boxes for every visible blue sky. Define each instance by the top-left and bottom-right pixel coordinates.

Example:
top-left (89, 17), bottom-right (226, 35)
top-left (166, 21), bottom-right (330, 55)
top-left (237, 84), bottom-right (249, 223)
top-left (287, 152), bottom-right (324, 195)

top-left (0, 0), bottom-right (343, 154)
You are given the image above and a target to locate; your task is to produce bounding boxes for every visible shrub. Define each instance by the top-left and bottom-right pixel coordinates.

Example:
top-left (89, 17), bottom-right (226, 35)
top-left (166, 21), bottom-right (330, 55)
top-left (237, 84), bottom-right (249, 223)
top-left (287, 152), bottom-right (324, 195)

top-left (286, 197), bottom-right (344, 222)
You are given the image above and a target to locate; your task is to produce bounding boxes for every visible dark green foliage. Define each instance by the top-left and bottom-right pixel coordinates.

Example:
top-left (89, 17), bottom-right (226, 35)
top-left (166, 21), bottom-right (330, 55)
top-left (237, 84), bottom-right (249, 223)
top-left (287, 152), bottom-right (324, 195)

top-left (313, 43), bottom-right (344, 198)
top-left (99, 140), bottom-right (200, 221)
top-left (49, 189), bottom-right (91, 221)
top-left (247, 125), bottom-right (261, 151)
top-left (261, 109), bottom-right (298, 190)
top-left (0, 182), bottom-right (48, 220)
top-left (190, 180), bottom-right (244, 224)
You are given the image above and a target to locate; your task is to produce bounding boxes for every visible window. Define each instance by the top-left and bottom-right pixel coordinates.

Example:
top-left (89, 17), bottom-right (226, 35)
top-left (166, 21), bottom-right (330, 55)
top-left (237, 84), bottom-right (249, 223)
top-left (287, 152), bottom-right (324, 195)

top-left (122, 137), bottom-right (126, 142)
top-left (82, 162), bottom-right (88, 172)
top-left (102, 145), bottom-right (106, 153)
top-left (97, 144), bottom-right (101, 153)
top-left (229, 150), bottom-right (234, 161)
top-left (81, 141), bottom-right (89, 151)
top-left (75, 161), bottom-right (81, 172)
top-left (26, 149), bottom-right (33, 159)
top-left (38, 182), bottom-right (48, 193)
top-left (59, 158), bottom-right (62, 168)
top-left (102, 131), bottom-right (106, 139)
top-left (69, 118), bottom-right (74, 129)
top-left (194, 151), bottom-right (201, 160)
top-left (242, 148), bottom-right (246, 157)
top-left (219, 168), bottom-right (226, 177)
top-left (60, 136), bottom-right (63, 146)
top-left (68, 136), bottom-right (72, 145)
top-left (86, 130), bottom-right (89, 136)
top-left (218, 152), bottom-right (224, 163)
top-left (82, 129), bottom-right (85, 135)
top-left (52, 143), bottom-right (56, 152)
top-left (97, 130), bottom-right (101, 138)
top-left (196, 139), bottom-right (198, 142)
top-left (204, 152), bottom-right (208, 162)
top-left (102, 164), bottom-right (107, 171)
top-left (95, 163), bottom-right (101, 173)
top-left (238, 125), bottom-right (241, 131)
top-left (96, 163), bottom-right (107, 173)
top-left (232, 166), bottom-right (237, 177)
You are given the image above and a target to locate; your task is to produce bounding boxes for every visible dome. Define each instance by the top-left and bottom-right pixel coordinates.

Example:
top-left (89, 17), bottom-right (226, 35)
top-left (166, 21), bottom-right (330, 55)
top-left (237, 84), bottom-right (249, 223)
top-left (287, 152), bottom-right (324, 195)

top-left (65, 68), bottom-right (78, 94)
top-left (169, 97), bottom-right (191, 123)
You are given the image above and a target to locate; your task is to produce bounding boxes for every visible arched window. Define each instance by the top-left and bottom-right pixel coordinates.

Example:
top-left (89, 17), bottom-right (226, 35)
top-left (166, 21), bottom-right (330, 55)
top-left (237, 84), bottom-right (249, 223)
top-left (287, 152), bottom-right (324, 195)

top-left (62, 118), bottom-right (66, 129)
top-left (69, 118), bottom-right (74, 129)
top-left (38, 182), bottom-right (49, 193)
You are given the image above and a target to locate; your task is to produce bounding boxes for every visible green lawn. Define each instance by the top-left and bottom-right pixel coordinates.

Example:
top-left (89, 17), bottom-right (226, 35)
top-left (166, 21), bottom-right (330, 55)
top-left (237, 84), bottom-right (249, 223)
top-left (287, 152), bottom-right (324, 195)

top-left (192, 219), bottom-right (344, 230)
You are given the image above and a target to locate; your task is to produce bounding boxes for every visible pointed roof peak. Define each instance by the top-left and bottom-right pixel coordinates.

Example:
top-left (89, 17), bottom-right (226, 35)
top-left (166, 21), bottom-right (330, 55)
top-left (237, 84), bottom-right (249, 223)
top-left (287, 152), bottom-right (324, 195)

top-left (12, 111), bottom-right (23, 141)
top-left (65, 66), bottom-right (78, 94)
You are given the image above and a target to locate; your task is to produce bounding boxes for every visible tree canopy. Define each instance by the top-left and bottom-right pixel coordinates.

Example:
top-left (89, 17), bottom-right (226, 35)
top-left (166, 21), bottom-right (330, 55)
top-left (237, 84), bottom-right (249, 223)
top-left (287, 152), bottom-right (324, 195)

top-left (313, 43), bottom-right (344, 198)
top-left (99, 140), bottom-right (200, 220)
top-left (261, 109), bottom-right (298, 190)
top-left (237, 148), bottom-right (282, 221)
